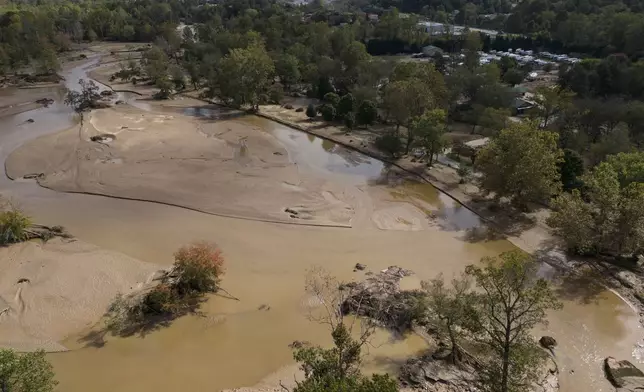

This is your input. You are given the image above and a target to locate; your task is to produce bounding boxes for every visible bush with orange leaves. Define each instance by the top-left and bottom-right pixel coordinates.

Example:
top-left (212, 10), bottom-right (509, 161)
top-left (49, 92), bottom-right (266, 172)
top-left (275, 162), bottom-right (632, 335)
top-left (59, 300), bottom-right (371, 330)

top-left (172, 241), bottom-right (225, 296)
top-left (105, 242), bottom-right (226, 332)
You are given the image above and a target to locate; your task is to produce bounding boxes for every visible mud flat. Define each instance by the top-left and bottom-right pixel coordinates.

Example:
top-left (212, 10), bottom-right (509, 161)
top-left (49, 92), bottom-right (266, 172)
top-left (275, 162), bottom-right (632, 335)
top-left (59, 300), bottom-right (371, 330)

top-left (5, 104), bottom-right (359, 227)
top-left (0, 238), bottom-right (158, 352)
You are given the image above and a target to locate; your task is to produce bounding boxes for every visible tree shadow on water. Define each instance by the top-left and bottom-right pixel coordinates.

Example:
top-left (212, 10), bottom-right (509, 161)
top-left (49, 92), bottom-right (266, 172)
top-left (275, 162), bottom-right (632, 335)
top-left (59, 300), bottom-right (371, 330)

top-left (77, 295), bottom-right (207, 348)
top-left (554, 270), bottom-right (606, 305)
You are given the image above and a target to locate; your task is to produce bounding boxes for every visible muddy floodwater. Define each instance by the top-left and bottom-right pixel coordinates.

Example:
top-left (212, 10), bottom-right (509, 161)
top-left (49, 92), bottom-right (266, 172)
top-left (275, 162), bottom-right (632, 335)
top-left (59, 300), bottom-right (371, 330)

top-left (0, 58), bottom-right (640, 392)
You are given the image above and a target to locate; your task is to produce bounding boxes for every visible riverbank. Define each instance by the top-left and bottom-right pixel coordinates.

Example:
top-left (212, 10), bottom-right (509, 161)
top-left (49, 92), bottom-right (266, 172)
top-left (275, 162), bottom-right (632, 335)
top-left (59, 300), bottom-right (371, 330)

top-left (257, 104), bottom-right (644, 321)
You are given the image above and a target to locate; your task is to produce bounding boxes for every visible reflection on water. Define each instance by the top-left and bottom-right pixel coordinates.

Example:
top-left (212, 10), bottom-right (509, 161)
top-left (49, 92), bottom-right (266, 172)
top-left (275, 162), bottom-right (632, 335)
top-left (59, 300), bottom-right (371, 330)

top-left (390, 182), bottom-right (482, 231)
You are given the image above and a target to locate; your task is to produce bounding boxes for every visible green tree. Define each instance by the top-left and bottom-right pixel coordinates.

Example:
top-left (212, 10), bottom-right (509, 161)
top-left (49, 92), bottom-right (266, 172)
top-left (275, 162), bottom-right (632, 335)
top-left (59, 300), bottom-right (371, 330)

top-left (549, 160), bottom-right (644, 256)
top-left (476, 121), bottom-right (563, 205)
top-left (306, 103), bottom-right (317, 119)
top-left (463, 32), bottom-right (482, 71)
top-left (0, 349), bottom-right (57, 392)
top-left (337, 93), bottom-right (355, 119)
top-left (411, 109), bottom-right (447, 167)
top-left (530, 86), bottom-right (575, 129)
top-left (323, 92), bottom-right (340, 106)
top-left (589, 124), bottom-right (633, 166)
top-left (276, 54), bottom-right (301, 90)
top-left (375, 133), bottom-right (403, 158)
top-left (320, 104), bottom-right (336, 121)
top-left (215, 44), bottom-right (275, 110)
top-left (356, 100), bottom-right (377, 127)
top-left (170, 65), bottom-right (185, 91)
top-left (154, 76), bottom-right (173, 100)
top-left (465, 251), bottom-right (562, 392)
top-left (548, 189), bottom-right (596, 253)
top-left (560, 149), bottom-right (585, 191)
top-left (502, 68), bottom-right (524, 86)
top-left (141, 46), bottom-right (169, 85)
top-left (606, 152), bottom-right (644, 186)
top-left (477, 107), bottom-right (510, 134)
top-left (292, 324), bottom-right (398, 392)
top-left (344, 112), bottom-right (356, 130)
top-left (422, 273), bottom-right (474, 365)
top-left (183, 61), bottom-right (201, 90)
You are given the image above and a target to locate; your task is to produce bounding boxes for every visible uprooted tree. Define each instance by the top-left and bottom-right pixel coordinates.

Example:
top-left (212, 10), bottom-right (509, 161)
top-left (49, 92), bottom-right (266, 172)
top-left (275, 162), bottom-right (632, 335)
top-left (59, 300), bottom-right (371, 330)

top-left (334, 255), bottom-right (560, 392)
top-left (0, 202), bottom-right (69, 245)
top-left (106, 242), bottom-right (226, 334)
top-left (64, 79), bottom-right (102, 123)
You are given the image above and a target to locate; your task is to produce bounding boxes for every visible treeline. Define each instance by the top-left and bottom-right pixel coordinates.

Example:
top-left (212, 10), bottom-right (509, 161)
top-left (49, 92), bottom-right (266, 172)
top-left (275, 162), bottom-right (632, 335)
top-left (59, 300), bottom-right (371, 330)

top-left (507, 2), bottom-right (644, 58)
top-left (0, 0), bottom-right (191, 73)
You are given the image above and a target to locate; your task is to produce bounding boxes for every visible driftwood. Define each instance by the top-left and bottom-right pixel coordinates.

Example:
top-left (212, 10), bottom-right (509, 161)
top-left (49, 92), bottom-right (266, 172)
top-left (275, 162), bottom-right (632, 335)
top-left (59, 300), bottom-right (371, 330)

top-left (341, 266), bottom-right (426, 332)
top-left (25, 224), bottom-right (72, 241)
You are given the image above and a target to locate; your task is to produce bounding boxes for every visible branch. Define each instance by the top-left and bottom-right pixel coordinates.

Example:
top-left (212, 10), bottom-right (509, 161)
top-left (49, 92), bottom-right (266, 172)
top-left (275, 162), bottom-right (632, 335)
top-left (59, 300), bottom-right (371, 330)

top-left (279, 380), bottom-right (290, 392)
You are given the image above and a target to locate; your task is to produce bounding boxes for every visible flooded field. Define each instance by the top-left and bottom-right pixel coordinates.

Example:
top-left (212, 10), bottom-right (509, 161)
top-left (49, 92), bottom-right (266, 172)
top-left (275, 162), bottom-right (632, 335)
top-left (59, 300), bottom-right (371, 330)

top-left (0, 57), bottom-right (640, 392)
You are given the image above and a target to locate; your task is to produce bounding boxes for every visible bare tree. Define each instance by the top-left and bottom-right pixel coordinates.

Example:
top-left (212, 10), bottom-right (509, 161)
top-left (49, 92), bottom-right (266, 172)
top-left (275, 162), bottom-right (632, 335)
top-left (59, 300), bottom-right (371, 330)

top-left (303, 267), bottom-right (375, 347)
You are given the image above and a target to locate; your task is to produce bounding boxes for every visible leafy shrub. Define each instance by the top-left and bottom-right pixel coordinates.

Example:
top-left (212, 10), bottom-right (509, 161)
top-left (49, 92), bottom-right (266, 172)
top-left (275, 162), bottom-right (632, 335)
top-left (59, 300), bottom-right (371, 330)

top-left (375, 133), bottom-right (402, 158)
top-left (0, 209), bottom-right (32, 245)
top-left (356, 100), bottom-right (377, 127)
top-left (269, 84), bottom-right (284, 104)
top-left (0, 349), bottom-right (57, 392)
top-left (323, 92), bottom-right (340, 106)
top-left (337, 93), bottom-right (355, 118)
top-left (320, 104), bottom-right (336, 121)
top-left (172, 242), bottom-right (225, 296)
top-left (306, 103), bottom-right (317, 119)
top-left (344, 112), bottom-right (355, 130)
top-left (142, 284), bottom-right (177, 314)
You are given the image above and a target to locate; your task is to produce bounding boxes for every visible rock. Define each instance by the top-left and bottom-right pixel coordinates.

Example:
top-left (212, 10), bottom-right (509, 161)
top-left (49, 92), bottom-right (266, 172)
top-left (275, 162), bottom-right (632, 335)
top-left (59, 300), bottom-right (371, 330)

top-left (539, 336), bottom-right (557, 350)
top-left (26, 118), bottom-right (34, 123)
top-left (354, 263), bottom-right (366, 271)
top-left (635, 291), bottom-right (644, 305)
top-left (273, 151), bottom-right (283, 155)
top-left (100, 90), bottom-right (115, 96)
top-left (295, 107), bottom-right (304, 112)
top-left (604, 357), bottom-right (644, 391)
top-left (400, 355), bottom-right (478, 391)
top-left (115, 100), bottom-right (125, 105)
top-left (284, 104), bottom-right (294, 109)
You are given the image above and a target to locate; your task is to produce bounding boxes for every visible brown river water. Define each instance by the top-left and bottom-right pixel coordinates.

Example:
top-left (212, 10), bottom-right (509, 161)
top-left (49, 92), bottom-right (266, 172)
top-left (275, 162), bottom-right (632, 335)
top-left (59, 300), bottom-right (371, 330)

top-left (0, 59), bottom-right (641, 392)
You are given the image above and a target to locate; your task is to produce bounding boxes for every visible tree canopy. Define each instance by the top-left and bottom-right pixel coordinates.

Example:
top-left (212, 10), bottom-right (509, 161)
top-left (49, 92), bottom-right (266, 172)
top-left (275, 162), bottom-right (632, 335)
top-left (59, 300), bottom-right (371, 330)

top-left (476, 121), bottom-right (563, 205)
top-left (0, 349), bottom-right (57, 392)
